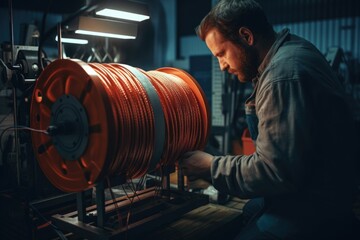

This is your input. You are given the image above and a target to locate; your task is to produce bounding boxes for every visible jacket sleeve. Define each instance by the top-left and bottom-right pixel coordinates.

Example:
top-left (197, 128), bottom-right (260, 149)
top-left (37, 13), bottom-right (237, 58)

top-left (211, 78), bottom-right (309, 199)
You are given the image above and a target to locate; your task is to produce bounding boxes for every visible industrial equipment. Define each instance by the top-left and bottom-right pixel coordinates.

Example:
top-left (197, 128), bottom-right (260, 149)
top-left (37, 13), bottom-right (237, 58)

top-left (1, 1), bottom-right (211, 238)
top-left (26, 56), bottom-right (210, 238)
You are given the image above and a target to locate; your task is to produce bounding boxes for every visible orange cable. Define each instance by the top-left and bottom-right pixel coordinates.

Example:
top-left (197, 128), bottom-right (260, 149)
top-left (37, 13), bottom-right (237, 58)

top-left (98, 64), bottom-right (205, 179)
top-left (31, 59), bottom-right (208, 191)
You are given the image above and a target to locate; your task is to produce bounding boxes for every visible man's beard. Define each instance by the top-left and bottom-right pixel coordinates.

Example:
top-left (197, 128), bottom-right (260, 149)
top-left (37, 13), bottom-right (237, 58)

top-left (239, 45), bottom-right (259, 82)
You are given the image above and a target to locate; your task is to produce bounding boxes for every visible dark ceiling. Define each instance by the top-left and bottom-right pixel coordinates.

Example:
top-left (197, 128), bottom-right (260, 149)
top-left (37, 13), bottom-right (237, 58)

top-left (2, 0), bottom-right (360, 39)
top-left (258, 0), bottom-right (360, 24)
top-left (3, 0), bottom-right (360, 22)
top-left (0, 0), bottom-right (89, 14)
top-left (176, 0), bottom-right (360, 36)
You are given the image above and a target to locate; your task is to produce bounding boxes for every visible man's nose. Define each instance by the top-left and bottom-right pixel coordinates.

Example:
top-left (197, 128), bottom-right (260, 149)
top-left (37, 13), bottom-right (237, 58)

top-left (219, 59), bottom-right (228, 71)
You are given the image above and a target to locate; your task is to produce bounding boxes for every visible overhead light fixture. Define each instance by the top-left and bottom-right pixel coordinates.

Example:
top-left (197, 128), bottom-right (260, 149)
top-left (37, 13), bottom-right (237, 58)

top-left (95, 0), bottom-right (150, 22)
top-left (55, 35), bottom-right (88, 45)
top-left (70, 16), bottom-right (137, 39)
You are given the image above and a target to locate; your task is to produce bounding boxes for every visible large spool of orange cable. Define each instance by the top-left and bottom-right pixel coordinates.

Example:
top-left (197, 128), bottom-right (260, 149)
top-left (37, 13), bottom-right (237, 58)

top-left (30, 59), bottom-right (210, 192)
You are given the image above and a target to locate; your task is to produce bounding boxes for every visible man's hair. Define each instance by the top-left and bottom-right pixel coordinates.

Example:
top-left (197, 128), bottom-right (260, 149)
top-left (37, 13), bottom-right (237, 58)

top-left (196, 0), bottom-right (273, 43)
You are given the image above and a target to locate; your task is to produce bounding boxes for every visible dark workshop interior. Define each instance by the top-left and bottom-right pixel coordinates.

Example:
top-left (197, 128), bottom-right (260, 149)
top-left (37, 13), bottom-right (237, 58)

top-left (0, 0), bottom-right (360, 239)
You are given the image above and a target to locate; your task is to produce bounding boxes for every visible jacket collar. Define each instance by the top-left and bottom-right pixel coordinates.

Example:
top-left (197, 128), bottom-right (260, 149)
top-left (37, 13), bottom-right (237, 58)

top-left (248, 29), bottom-right (290, 104)
top-left (257, 28), bottom-right (290, 77)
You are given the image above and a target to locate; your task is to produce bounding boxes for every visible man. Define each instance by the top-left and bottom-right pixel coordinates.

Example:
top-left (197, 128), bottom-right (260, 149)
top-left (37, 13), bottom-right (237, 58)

top-left (180, 0), bottom-right (359, 239)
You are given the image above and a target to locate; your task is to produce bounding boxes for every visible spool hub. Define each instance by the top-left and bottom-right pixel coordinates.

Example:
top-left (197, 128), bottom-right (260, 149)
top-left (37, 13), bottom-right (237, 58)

top-left (50, 94), bottom-right (89, 161)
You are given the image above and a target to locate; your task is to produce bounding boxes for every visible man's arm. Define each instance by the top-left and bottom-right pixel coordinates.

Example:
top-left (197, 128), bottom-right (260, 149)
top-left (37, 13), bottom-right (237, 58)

top-left (214, 77), bottom-right (310, 198)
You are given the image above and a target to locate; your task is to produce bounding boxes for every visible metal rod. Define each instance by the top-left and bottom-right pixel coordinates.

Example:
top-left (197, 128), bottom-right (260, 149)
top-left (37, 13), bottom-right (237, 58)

top-left (77, 191), bottom-right (86, 222)
top-left (96, 181), bottom-right (105, 228)
top-left (177, 166), bottom-right (185, 191)
top-left (161, 167), bottom-right (171, 200)
top-left (57, 22), bottom-right (63, 59)
top-left (8, 0), bottom-right (14, 65)
top-left (12, 87), bottom-right (20, 186)
top-left (8, 0), bottom-right (21, 186)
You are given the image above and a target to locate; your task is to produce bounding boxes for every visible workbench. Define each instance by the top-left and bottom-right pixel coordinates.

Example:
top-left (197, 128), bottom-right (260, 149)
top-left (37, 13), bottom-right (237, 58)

top-left (145, 202), bottom-right (243, 240)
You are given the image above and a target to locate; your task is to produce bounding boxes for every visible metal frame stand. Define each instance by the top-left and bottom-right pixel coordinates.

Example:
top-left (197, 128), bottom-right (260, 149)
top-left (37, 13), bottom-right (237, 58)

top-left (51, 168), bottom-right (208, 239)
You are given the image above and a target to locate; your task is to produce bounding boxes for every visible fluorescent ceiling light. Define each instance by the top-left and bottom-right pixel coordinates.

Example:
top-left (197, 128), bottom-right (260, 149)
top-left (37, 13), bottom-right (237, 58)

top-left (95, 0), bottom-right (150, 22)
top-left (69, 16), bottom-right (138, 40)
top-left (55, 35), bottom-right (88, 44)
top-left (96, 9), bottom-right (149, 22)
top-left (75, 30), bottom-right (135, 39)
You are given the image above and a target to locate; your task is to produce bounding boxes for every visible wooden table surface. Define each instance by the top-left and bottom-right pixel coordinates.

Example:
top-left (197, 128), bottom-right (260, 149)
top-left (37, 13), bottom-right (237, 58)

top-left (144, 203), bottom-right (243, 240)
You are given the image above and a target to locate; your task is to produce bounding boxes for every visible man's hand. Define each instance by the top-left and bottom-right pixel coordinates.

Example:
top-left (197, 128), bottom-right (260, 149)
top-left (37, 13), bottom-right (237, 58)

top-left (179, 150), bottom-right (214, 182)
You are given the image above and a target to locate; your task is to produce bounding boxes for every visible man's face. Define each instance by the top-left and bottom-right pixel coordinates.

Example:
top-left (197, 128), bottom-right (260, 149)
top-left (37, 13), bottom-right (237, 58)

top-left (205, 28), bottom-right (259, 82)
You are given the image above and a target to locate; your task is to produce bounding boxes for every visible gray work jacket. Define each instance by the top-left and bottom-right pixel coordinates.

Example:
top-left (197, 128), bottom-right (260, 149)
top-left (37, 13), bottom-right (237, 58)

top-left (211, 29), bottom-right (357, 213)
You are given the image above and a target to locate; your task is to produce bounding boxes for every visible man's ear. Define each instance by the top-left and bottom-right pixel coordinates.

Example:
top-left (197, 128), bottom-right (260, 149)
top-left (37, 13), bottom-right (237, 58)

top-left (238, 27), bottom-right (254, 45)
